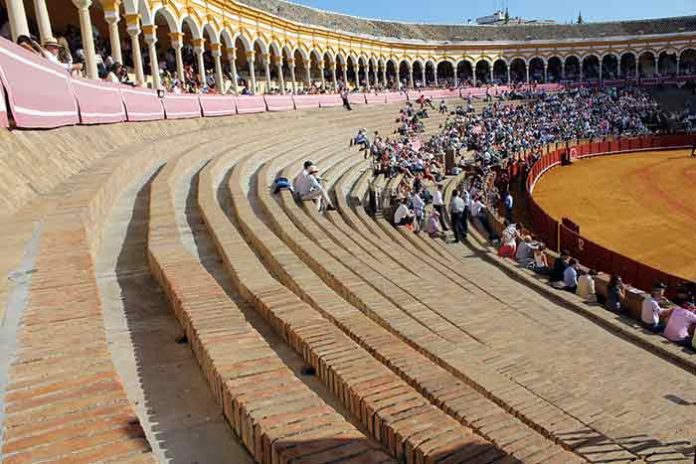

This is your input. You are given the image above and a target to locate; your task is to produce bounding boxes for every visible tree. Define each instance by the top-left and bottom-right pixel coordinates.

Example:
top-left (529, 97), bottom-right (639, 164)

top-left (504, 8), bottom-right (510, 24)
top-left (577, 11), bottom-right (584, 24)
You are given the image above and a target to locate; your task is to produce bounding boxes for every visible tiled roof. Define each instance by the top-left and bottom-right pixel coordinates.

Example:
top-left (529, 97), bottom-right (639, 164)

top-left (237, 0), bottom-right (696, 42)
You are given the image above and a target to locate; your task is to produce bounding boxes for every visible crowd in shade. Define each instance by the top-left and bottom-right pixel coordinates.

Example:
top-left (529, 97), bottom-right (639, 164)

top-left (372, 86), bottom-right (695, 350)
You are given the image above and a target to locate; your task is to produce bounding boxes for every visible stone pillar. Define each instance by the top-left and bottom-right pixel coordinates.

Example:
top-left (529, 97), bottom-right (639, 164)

top-left (599, 61), bottom-right (603, 82)
top-left (381, 64), bottom-right (386, 88)
top-left (103, 1), bottom-right (122, 64)
top-left (171, 33), bottom-right (185, 83)
top-left (434, 67), bottom-right (438, 86)
top-left (356, 63), bottom-right (362, 89)
top-left (525, 64), bottom-right (530, 83)
top-left (305, 62), bottom-right (311, 88)
top-left (288, 59), bottom-right (297, 94)
top-left (676, 56), bottom-right (681, 76)
top-left (227, 49), bottom-right (238, 93)
top-left (561, 61), bottom-right (565, 80)
top-left (125, 14), bottom-right (144, 85)
top-left (579, 64), bottom-right (583, 82)
top-left (373, 64), bottom-right (379, 88)
top-left (409, 66), bottom-right (414, 89)
top-left (246, 51), bottom-right (256, 93)
top-left (319, 63), bottom-right (326, 90)
top-left (142, 25), bottom-right (160, 89)
top-left (33, 0), bottom-right (54, 43)
top-left (331, 61), bottom-right (338, 92)
top-left (635, 60), bottom-right (639, 79)
top-left (473, 69), bottom-right (477, 87)
top-left (275, 57), bottom-right (285, 94)
top-left (193, 38), bottom-right (206, 84)
top-left (506, 65), bottom-right (511, 84)
top-left (211, 44), bottom-right (224, 92)
top-left (654, 55), bottom-right (659, 77)
top-left (6, 0), bottom-right (30, 42)
top-left (73, 0), bottom-right (99, 79)
top-left (453, 68), bottom-right (458, 87)
top-left (544, 64), bottom-right (548, 83)
top-left (344, 64), bottom-right (349, 89)
top-left (263, 53), bottom-right (272, 94)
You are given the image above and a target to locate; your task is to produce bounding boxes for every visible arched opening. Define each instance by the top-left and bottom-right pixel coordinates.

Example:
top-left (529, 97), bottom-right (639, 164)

top-left (308, 49), bottom-right (322, 91)
top-left (436, 61), bottom-right (454, 87)
top-left (220, 31), bottom-right (237, 93)
top-left (202, 25), bottom-right (219, 92)
top-left (658, 51), bottom-right (678, 77)
top-left (601, 54), bottom-right (618, 80)
top-left (398, 60), bottom-right (410, 88)
top-left (638, 51), bottom-right (656, 77)
top-left (547, 57), bottom-right (562, 82)
top-left (620, 53), bottom-right (636, 79)
top-left (346, 56), bottom-right (358, 89)
top-left (529, 57), bottom-right (545, 83)
top-left (680, 49), bottom-right (696, 76)
top-left (582, 55), bottom-right (600, 80)
top-left (293, 49), bottom-right (309, 91)
top-left (457, 61), bottom-right (473, 86)
top-left (268, 43), bottom-right (283, 93)
top-left (323, 52), bottom-right (334, 91)
top-left (181, 17), bottom-right (202, 88)
top-left (234, 36), bottom-right (251, 92)
top-left (424, 61), bottom-right (435, 86)
top-left (336, 55), bottom-right (346, 89)
top-left (150, 8), bottom-right (178, 89)
top-left (492, 59), bottom-right (507, 84)
top-left (385, 59), bottom-right (397, 88)
top-left (475, 60), bottom-right (491, 85)
top-left (412, 61), bottom-right (424, 88)
top-left (509, 58), bottom-right (526, 83)
top-left (564, 56), bottom-right (580, 81)
top-left (252, 39), bottom-right (267, 93)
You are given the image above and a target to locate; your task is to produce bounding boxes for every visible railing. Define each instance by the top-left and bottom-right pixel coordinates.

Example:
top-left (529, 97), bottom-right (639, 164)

top-left (523, 133), bottom-right (694, 297)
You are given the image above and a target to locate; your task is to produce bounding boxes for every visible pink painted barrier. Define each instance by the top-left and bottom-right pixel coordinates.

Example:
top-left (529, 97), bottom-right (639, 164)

top-left (199, 95), bottom-right (236, 117)
top-left (0, 83), bottom-right (7, 128)
top-left (293, 94), bottom-right (322, 109)
top-left (385, 92), bottom-right (408, 103)
top-left (365, 93), bottom-right (386, 104)
top-left (235, 95), bottom-right (267, 114)
top-left (71, 79), bottom-right (125, 125)
top-left (265, 95), bottom-right (295, 111)
top-left (318, 94), bottom-right (342, 108)
top-left (0, 37), bottom-right (79, 128)
top-left (120, 87), bottom-right (164, 121)
top-left (348, 93), bottom-right (366, 105)
top-left (161, 94), bottom-right (201, 120)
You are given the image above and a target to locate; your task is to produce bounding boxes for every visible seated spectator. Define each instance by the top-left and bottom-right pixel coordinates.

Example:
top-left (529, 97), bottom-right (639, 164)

top-left (550, 250), bottom-right (570, 283)
top-left (425, 210), bottom-right (444, 238)
top-left (641, 282), bottom-right (669, 332)
top-left (293, 160), bottom-right (313, 194)
top-left (663, 305), bottom-right (696, 345)
top-left (563, 258), bottom-right (579, 293)
top-left (532, 243), bottom-right (550, 274)
top-left (605, 274), bottom-right (626, 312)
top-left (393, 197), bottom-right (414, 226)
top-left (577, 269), bottom-right (598, 302)
top-left (297, 165), bottom-right (334, 211)
top-left (498, 222), bottom-right (519, 259)
top-left (515, 235), bottom-right (536, 266)
top-left (439, 100), bottom-right (448, 114)
top-left (106, 62), bottom-right (123, 83)
top-left (16, 35), bottom-right (41, 54)
top-left (410, 189), bottom-right (425, 232)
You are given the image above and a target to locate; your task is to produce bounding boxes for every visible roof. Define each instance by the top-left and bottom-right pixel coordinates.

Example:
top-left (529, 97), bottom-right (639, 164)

top-left (236, 0), bottom-right (696, 43)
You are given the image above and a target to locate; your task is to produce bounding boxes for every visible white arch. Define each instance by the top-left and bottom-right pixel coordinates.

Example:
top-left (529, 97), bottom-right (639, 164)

top-left (232, 32), bottom-right (253, 52)
top-left (150, 5), bottom-right (179, 32)
top-left (220, 29), bottom-right (235, 49)
top-left (181, 16), bottom-right (202, 40)
top-left (202, 23), bottom-right (220, 44)
top-left (252, 37), bottom-right (269, 55)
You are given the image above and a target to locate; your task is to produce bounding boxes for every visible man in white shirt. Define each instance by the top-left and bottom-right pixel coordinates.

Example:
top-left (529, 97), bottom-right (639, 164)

top-left (293, 160), bottom-right (313, 196)
top-left (393, 198), bottom-right (414, 226)
top-left (449, 190), bottom-right (466, 242)
top-left (298, 165), bottom-right (334, 211)
top-left (503, 191), bottom-right (514, 223)
top-left (563, 259), bottom-right (579, 293)
top-left (641, 282), bottom-right (669, 331)
top-left (432, 184), bottom-right (449, 231)
top-left (576, 269), bottom-right (597, 302)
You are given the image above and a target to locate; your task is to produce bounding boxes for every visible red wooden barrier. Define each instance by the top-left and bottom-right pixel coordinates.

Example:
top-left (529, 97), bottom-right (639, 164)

top-left (348, 93), bottom-right (366, 105)
top-left (292, 94), bottom-right (321, 109)
top-left (318, 94), bottom-right (342, 108)
top-left (162, 94), bottom-right (202, 119)
top-left (365, 93), bottom-right (386, 104)
top-left (235, 95), bottom-right (266, 114)
top-left (265, 94), bottom-right (295, 111)
top-left (120, 87), bottom-right (164, 121)
top-left (199, 95), bottom-right (236, 117)
top-left (71, 79), bottom-right (125, 125)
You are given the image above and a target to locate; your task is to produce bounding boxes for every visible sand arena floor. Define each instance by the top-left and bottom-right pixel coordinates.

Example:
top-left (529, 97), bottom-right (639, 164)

top-left (533, 149), bottom-right (696, 281)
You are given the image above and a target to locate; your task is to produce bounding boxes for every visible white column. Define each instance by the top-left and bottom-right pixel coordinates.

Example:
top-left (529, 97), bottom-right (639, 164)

top-left (319, 64), bottom-right (326, 89)
top-left (561, 61), bottom-right (566, 80)
top-left (421, 66), bottom-right (426, 87)
top-left (331, 61), bottom-right (338, 92)
top-left (143, 25), bottom-right (160, 89)
top-left (193, 39), bottom-right (206, 85)
top-left (33, 0), bottom-right (54, 43)
top-left (104, 4), bottom-right (122, 64)
top-left (453, 67), bottom-right (458, 87)
top-left (212, 45), bottom-right (224, 92)
top-left (356, 63), bottom-right (362, 89)
top-left (526, 64), bottom-right (530, 83)
top-left (654, 56), bottom-right (659, 77)
top-left (544, 64), bottom-right (548, 83)
top-left (373, 64), bottom-right (379, 88)
top-left (579, 63), bottom-right (583, 82)
top-left (275, 57), bottom-right (285, 94)
top-left (305, 62), bottom-right (311, 88)
top-left (171, 33), bottom-right (185, 83)
top-left (599, 61), bottom-right (603, 82)
top-left (126, 16), bottom-right (145, 85)
top-left (489, 64), bottom-right (494, 83)
top-left (263, 53), bottom-right (272, 94)
top-left (73, 0), bottom-right (99, 80)
top-left (227, 50), bottom-right (238, 93)
top-left (289, 60), bottom-right (297, 94)
top-left (676, 56), bottom-right (681, 76)
top-left (506, 65), bottom-right (511, 84)
top-left (434, 67), bottom-right (438, 86)
top-left (246, 51), bottom-right (257, 93)
top-left (344, 64), bottom-right (349, 89)
top-left (635, 59), bottom-right (639, 79)
top-left (409, 66), bottom-right (414, 89)
top-left (6, 0), bottom-right (30, 41)
top-left (473, 68), bottom-right (477, 86)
